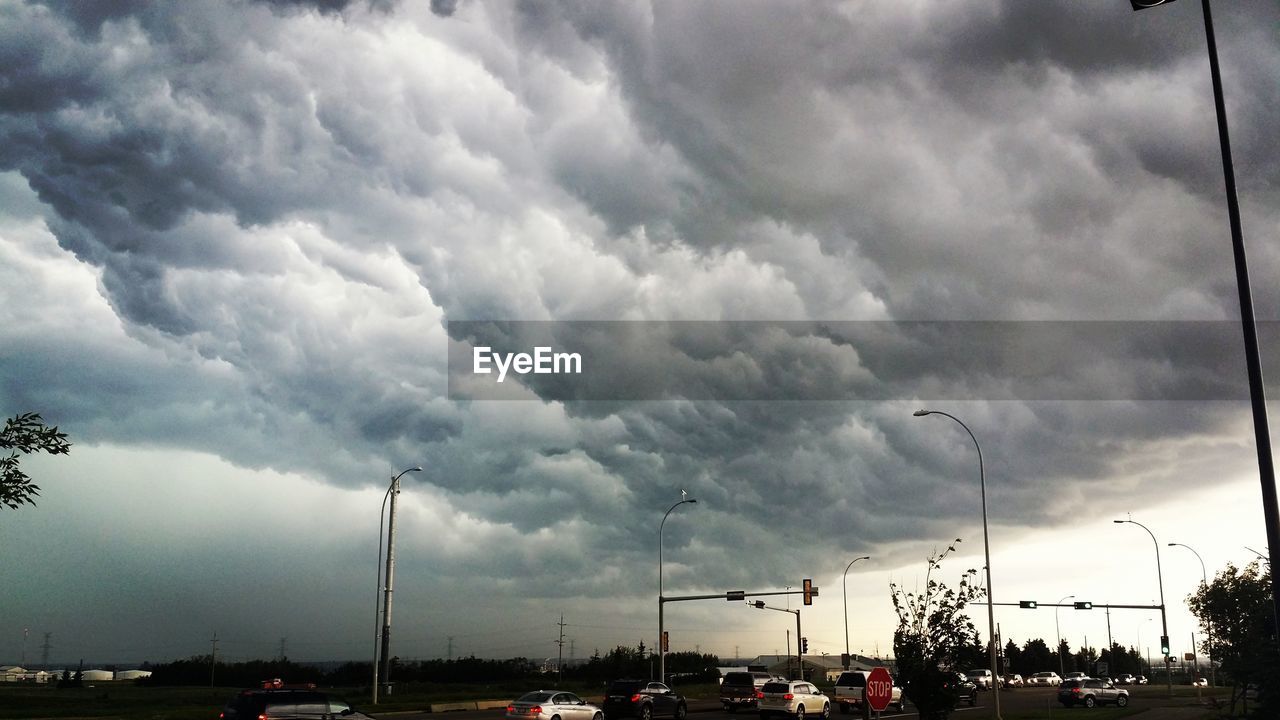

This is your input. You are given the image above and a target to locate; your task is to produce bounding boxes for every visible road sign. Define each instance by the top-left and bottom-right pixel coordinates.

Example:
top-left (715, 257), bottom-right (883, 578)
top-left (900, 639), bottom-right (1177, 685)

top-left (1184, 652), bottom-right (1195, 661)
top-left (1096, 661), bottom-right (1108, 677)
top-left (662, 631), bottom-right (669, 652)
top-left (865, 667), bottom-right (894, 712)
top-left (726, 591), bottom-right (746, 601)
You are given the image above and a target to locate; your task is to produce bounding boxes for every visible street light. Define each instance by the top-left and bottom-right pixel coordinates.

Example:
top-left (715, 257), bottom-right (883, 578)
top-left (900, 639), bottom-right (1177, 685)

top-left (1129, 0), bottom-right (1280, 635)
top-left (1169, 542), bottom-right (1214, 687)
top-left (842, 555), bottom-right (871, 668)
top-left (659, 493), bottom-right (697, 684)
top-left (914, 409), bottom-right (1002, 720)
top-left (372, 466), bottom-right (422, 704)
top-left (1055, 595), bottom-right (1075, 677)
top-left (1114, 519), bottom-right (1171, 697)
top-left (749, 601), bottom-right (803, 680)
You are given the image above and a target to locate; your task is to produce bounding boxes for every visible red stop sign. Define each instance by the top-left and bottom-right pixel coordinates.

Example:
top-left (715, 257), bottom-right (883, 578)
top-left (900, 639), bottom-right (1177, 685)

top-left (864, 667), bottom-right (894, 712)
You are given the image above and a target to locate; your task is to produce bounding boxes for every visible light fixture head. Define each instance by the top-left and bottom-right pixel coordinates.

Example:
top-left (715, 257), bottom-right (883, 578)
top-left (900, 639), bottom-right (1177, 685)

top-left (913, 409), bottom-right (931, 417)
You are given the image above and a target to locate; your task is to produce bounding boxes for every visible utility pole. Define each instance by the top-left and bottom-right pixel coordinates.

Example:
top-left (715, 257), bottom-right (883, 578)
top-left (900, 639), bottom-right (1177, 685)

top-left (379, 474), bottom-right (402, 696)
top-left (210, 634), bottom-right (219, 689)
top-left (21, 628), bottom-right (28, 667)
top-left (279, 637), bottom-right (287, 661)
top-left (447, 636), bottom-right (454, 661)
top-left (556, 615), bottom-right (567, 684)
top-left (40, 633), bottom-right (51, 669)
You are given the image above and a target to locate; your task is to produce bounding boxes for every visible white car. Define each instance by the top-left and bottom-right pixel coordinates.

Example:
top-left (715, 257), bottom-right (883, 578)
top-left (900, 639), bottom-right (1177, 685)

top-left (966, 669), bottom-right (994, 689)
top-left (831, 671), bottom-right (904, 713)
top-left (1027, 672), bottom-right (1062, 686)
top-left (758, 680), bottom-right (831, 720)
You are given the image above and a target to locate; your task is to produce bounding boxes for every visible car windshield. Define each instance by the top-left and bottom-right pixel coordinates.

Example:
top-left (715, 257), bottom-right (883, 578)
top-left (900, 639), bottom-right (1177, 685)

top-left (723, 674), bottom-right (753, 686)
top-left (518, 692), bottom-right (555, 703)
top-left (761, 682), bottom-right (791, 694)
top-left (607, 681), bottom-right (644, 694)
top-left (836, 673), bottom-right (865, 687)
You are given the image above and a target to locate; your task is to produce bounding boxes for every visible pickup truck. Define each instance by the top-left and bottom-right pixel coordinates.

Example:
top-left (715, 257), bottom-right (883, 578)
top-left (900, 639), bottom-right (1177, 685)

top-left (719, 671), bottom-right (778, 712)
top-left (832, 671), bottom-right (904, 713)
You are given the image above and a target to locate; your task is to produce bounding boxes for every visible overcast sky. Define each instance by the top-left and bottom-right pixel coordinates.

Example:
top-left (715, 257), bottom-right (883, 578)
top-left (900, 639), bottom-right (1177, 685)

top-left (1, 0), bottom-right (1278, 670)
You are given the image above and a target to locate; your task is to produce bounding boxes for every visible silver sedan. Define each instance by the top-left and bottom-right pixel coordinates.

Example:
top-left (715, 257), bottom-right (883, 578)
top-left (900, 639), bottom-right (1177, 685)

top-left (507, 691), bottom-right (604, 720)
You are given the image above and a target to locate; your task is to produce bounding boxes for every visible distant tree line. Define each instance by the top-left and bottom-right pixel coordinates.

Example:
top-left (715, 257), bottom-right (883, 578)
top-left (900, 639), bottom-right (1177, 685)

top-left (139, 645), bottom-right (720, 689)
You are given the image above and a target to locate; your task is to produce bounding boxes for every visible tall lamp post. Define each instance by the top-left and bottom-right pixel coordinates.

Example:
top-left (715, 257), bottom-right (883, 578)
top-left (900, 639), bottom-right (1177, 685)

top-left (749, 601), bottom-right (803, 680)
top-left (1169, 542), bottom-right (1214, 687)
top-left (659, 493), bottom-right (697, 684)
top-left (1055, 594), bottom-right (1075, 677)
top-left (372, 466), bottom-right (422, 704)
top-left (842, 555), bottom-right (871, 668)
top-left (1114, 519), bottom-right (1171, 697)
top-left (1129, 0), bottom-right (1280, 637)
top-left (914, 410), bottom-right (1001, 720)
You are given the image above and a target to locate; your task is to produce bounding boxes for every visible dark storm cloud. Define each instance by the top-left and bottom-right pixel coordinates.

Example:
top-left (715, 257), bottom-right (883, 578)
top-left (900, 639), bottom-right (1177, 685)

top-left (1, 0), bottom-right (1277, 640)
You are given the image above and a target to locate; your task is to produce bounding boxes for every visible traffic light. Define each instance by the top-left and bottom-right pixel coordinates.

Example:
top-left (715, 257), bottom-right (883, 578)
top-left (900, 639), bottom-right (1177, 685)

top-left (802, 578), bottom-right (818, 605)
top-left (800, 637), bottom-right (808, 653)
top-left (1073, 601), bottom-right (1093, 610)
top-left (1160, 635), bottom-right (1170, 656)
top-left (752, 600), bottom-right (766, 609)
top-left (1019, 600), bottom-right (1038, 609)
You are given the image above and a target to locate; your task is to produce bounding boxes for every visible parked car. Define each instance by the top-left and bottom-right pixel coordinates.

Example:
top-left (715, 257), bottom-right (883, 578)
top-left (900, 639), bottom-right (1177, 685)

top-left (220, 683), bottom-right (372, 720)
top-left (1026, 672), bottom-right (1062, 686)
top-left (1134, 675), bottom-right (1150, 685)
top-left (1063, 672), bottom-right (1088, 682)
top-left (943, 673), bottom-right (978, 707)
top-left (719, 671), bottom-right (779, 712)
top-left (1113, 674), bottom-right (1136, 685)
top-left (966, 669), bottom-right (994, 690)
top-left (831, 671), bottom-right (904, 713)
top-left (508, 691), bottom-right (604, 720)
top-left (601, 681), bottom-right (686, 720)
top-left (1191, 677), bottom-right (1208, 687)
top-left (758, 679), bottom-right (831, 720)
top-left (1001, 674), bottom-right (1023, 688)
top-left (1058, 678), bottom-right (1129, 708)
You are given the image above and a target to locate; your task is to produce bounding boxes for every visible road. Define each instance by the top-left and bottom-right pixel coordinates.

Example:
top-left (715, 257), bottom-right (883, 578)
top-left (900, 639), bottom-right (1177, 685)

top-left (370, 687), bottom-right (1139, 720)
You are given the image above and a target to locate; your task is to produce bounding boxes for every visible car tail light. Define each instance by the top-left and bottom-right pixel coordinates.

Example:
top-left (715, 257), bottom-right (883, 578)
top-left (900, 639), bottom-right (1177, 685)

top-left (506, 706), bottom-right (516, 714)
top-left (631, 694), bottom-right (642, 703)
top-left (783, 694), bottom-right (794, 701)
top-left (530, 706), bottom-right (543, 715)
top-left (755, 690), bottom-right (764, 699)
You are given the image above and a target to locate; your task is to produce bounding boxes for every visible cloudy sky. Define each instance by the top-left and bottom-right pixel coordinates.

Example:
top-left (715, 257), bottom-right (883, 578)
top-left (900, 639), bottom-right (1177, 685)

top-left (2, 0), bottom-right (1278, 670)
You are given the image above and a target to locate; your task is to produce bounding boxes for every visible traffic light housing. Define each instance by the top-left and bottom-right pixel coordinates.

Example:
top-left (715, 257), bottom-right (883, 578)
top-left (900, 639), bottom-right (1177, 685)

top-left (800, 637), bottom-right (808, 653)
top-left (662, 631), bottom-right (669, 653)
top-left (1160, 635), bottom-right (1170, 656)
top-left (1073, 601), bottom-right (1093, 610)
top-left (802, 578), bottom-right (817, 605)
top-left (1019, 600), bottom-right (1038, 609)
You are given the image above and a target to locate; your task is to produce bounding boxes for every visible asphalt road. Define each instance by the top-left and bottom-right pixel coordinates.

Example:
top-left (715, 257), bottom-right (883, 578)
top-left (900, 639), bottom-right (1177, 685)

top-left (370, 687), bottom-right (1106, 720)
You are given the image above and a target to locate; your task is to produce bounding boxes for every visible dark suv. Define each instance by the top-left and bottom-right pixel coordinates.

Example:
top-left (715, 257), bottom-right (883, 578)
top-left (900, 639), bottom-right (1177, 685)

top-left (602, 680), bottom-right (687, 720)
top-left (220, 686), bottom-right (370, 720)
top-left (719, 671), bottom-right (777, 712)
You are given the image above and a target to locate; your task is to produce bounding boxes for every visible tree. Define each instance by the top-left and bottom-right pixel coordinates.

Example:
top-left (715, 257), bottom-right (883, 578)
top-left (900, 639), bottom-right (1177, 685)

top-left (1187, 560), bottom-right (1277, 717)
top-left (890, 540), bottom-right (985, 719)
top-left (1, 412), bottom-right (71, 509)
top-left (1018, 638), bottom-right (1053, 676)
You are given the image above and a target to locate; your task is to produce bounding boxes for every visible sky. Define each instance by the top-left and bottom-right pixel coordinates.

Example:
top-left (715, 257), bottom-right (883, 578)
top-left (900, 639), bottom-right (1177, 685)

top-left (1, 0), bottom-right (1278, 671)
